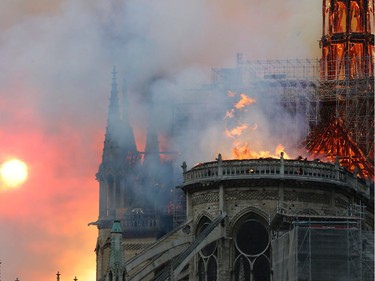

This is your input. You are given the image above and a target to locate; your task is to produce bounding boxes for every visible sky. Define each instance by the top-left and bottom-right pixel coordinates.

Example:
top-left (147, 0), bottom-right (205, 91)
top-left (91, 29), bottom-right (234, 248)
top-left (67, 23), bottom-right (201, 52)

top-left (0, 1), bottom-right (321, 280)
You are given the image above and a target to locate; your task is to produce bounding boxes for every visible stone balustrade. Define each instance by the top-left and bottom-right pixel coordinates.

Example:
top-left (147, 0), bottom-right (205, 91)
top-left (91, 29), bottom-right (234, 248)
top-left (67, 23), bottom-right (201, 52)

top-left (182, 156), bottom-right (370, 197)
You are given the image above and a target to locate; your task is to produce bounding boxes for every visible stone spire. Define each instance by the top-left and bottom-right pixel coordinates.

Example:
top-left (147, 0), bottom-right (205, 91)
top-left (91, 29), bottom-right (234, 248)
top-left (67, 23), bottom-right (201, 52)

top-left (96, 68), bottom-right (144, 219)
top-left (101, 66), bottom-right (121, 164)
top-left (96, 68), bottom-right (125, 219)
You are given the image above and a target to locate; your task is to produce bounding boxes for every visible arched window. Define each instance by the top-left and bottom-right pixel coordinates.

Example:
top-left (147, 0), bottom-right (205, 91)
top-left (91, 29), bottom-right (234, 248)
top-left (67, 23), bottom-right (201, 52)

top-left (196, 216), bottom-right (218, 281)
top-left (233, 214), bottom-right (271, 281)
top-left (207, 256), bottom-right (217, 280)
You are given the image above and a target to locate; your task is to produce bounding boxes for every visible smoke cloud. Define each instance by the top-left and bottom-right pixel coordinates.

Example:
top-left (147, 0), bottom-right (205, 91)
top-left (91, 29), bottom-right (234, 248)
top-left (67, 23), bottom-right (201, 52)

top-left (0, 0), bottom-right (321, 280)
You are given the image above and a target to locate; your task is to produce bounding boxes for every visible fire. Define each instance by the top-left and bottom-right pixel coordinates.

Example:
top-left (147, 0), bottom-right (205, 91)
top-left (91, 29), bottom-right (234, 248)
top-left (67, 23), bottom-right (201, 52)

top-left (225, 124), bottom-right (248, 138)
top-left (275, 144), bottom-right (290, 159)
top-left (235, 93), bottom-right (256, 110)
top-left (224, 90), bottom-right (291, 161)
top-left (232, 142), bottom-right (290, 160)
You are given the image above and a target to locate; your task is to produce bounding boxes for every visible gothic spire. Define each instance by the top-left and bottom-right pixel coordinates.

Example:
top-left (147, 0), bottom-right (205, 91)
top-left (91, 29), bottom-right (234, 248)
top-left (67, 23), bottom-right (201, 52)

top-left (99, 66), bottom-right (122, 166)
top-left (107, 66), bottom-right (121, 137)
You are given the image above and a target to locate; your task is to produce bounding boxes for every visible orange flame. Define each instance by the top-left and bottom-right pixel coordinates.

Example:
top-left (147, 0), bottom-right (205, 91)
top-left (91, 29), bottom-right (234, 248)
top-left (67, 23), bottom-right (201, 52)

top-left (235, 93), bottom-right (256, 110)
top-left (225, 124), bottom-right (248, 138)
top-left (232, 142), bottom-right (289, 160)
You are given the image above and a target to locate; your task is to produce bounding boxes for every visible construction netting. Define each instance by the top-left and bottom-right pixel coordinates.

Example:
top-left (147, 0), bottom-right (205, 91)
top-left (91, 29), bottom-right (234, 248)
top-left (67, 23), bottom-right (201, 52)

top-left (272, 226), bottom-right (374, 281)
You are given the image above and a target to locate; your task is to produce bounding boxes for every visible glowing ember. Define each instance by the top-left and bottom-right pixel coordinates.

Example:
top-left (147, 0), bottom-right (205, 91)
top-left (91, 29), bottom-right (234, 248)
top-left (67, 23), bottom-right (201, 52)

top-left (234, 93), bottom-right (256, 110)
top-left (225, 124), bottom-right (248, 138)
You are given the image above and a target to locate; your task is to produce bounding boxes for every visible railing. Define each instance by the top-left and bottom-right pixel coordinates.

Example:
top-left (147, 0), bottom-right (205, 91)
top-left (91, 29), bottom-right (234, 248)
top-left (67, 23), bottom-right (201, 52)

top-left (182, 157), bottom-right (369, 197)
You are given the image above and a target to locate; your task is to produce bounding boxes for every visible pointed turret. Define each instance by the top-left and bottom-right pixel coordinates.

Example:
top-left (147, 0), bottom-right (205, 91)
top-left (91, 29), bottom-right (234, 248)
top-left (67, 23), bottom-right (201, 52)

top-left (107, 221), bottom-right (125, 281)
top-left (101, 66), bottom-right (122, 164)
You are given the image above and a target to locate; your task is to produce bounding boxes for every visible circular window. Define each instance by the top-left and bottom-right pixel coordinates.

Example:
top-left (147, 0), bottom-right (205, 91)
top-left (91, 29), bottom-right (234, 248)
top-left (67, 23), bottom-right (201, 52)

top-left (235, 219), bottom-right (269, 256)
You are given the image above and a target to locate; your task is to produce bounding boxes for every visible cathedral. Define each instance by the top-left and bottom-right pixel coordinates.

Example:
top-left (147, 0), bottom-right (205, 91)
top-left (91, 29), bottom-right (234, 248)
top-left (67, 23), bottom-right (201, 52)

top-left (90, 69), bottom-right (181, 279)
top-left (91, 1), bottom-right (374, 280)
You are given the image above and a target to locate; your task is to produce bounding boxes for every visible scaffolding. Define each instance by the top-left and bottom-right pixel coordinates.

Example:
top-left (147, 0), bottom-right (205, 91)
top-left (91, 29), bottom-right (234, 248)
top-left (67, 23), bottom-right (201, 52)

top-left (271, 204), bottom-right (374, 281)
top-left (209, 55), bottom-right (374, 177)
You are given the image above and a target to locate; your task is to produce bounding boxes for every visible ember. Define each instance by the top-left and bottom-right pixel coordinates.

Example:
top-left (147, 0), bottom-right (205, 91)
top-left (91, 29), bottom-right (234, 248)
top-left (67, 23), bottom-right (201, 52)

top-left (235, 93), bottom-right (256, 110)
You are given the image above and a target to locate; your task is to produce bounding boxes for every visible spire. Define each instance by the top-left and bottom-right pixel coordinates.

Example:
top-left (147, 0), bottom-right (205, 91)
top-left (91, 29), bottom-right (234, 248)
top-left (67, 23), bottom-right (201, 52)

top-left (100, 67), bottom-right (123, 165)
top-left (107, 66), bottom-right (121, 136)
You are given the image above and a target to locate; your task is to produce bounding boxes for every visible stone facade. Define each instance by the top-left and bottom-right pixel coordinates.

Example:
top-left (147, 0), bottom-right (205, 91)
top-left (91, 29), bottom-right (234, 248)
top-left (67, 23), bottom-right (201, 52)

top-left (96, 154), bottom-right (373, 280)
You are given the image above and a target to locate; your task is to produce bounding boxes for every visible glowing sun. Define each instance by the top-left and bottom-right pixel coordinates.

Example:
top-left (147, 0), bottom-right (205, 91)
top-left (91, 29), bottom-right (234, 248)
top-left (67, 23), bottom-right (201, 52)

top-left (0, 158), bottom-right (29, 189)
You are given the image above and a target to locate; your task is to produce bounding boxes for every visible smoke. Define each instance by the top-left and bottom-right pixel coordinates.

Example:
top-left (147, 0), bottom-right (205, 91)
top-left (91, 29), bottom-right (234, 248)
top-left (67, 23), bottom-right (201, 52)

top-left (0, 0), bottom-right (321, 280)
top-left (96, 0), bottom-right (321, 166)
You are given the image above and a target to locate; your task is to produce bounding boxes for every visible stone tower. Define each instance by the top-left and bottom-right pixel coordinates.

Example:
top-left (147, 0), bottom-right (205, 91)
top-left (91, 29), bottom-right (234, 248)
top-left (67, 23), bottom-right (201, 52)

top-left (92, 69), bottom-right (176, 281)
top-left (96, 67), bottom-right (140, 221)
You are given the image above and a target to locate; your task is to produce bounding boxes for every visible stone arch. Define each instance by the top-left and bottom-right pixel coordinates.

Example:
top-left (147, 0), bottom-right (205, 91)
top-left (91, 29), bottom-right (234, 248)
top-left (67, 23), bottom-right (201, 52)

top-left (194, 211), bottom-right (214, 232)
top-left (195, 213), bottom-right (219, 281)
top-left (228, 206), bottom-right (269, 236)
top-left (229, 208), bottom-right (271, 281)
top-left (298, 208), bottom-right (320, 216)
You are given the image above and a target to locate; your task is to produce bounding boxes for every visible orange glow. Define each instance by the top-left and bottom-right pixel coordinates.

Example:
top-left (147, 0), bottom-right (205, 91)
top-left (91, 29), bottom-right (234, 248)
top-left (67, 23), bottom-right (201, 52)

top-left (0, 83), bottom-right (100, 281)
top-left (275, 144), bottom-right (290, 159)
top-left (234, 93), bottom-right (256, 110)
top-left (225, 124), bottom-right (248, 138)
top-left (226, 109), bottom-right (234, 118)
top-left (306, 119), bottom-right (374, 179)
top-left (159, 133), bottom-right (177, 162)
top-left (232, 141), bottom-right (289, 160)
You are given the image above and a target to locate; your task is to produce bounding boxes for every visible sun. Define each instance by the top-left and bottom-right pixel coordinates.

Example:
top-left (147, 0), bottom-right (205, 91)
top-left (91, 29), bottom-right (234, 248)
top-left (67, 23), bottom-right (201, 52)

top-left (0, 158), bottom-right (29, 190)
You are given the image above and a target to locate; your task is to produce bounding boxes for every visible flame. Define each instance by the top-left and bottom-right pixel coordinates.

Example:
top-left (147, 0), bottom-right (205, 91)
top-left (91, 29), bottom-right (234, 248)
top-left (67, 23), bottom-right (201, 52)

top-left (232, 142), bottom-right (289, 160)
top-left (235, 93), bottom-right (256, 110)
top-left (225, 124), bottom-right (248, 138)
top-left (275, 144), bottom-right (290, 159)
top-left (224, 90), bottom-right (290, 161)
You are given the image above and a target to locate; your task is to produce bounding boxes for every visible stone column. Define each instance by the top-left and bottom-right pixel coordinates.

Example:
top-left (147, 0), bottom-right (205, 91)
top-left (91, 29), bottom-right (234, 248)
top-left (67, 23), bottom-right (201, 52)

top-left (99, 180), bottom-right (108, 218)
top-left (218, 238), bottom-right (231, 280)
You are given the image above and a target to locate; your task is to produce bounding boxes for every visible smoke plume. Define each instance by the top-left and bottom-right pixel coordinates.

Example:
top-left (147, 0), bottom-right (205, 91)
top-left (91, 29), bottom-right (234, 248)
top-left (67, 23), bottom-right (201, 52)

top-left (0, 0), bottom-right (321, 280)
